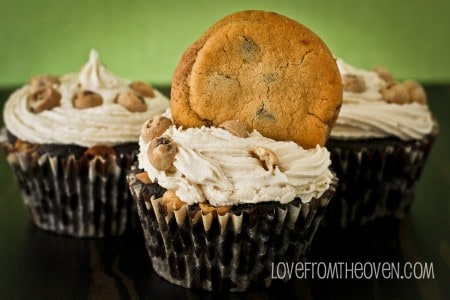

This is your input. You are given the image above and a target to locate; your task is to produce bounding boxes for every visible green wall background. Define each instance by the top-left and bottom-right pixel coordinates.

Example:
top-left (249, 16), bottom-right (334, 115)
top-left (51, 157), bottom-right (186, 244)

top-left (0, 0), bottom-right (449, 88)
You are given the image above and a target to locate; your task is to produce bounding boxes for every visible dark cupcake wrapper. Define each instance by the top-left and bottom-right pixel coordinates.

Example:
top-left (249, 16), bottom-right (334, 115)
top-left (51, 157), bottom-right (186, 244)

top-left (2, 137), bottom-right (138, 237)
top-left (324, 124), bottom-right (438, 228)
top-left (128, 172), bottom-right (338, 292)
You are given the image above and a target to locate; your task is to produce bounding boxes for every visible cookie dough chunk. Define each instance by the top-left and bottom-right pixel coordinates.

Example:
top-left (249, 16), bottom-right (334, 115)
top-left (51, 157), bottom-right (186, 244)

top-left (171, 10), bottom-right (342, 149)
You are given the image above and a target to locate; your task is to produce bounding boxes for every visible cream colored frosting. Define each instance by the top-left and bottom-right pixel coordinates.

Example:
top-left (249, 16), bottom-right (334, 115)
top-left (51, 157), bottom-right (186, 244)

top-left (138, 125), bottom-right (333, 206)
top-left (3, 50), bottom-right (169, 147)
top-left (331, 59), bottom-right (434, 140)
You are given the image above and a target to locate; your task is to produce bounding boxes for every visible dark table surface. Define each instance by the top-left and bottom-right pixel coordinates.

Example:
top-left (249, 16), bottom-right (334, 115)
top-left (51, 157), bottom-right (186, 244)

top-left (0, 85), bottom-right (449, 300)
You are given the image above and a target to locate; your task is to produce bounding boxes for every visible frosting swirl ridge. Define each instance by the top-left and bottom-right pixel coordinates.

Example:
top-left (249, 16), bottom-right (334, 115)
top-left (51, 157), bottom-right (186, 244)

top-left (138, 125), bottom-right (333, 206)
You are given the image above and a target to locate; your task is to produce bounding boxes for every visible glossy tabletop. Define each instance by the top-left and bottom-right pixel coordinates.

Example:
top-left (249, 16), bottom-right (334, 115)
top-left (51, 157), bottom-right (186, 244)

top-left (0, 86), bottom-right (449, 300)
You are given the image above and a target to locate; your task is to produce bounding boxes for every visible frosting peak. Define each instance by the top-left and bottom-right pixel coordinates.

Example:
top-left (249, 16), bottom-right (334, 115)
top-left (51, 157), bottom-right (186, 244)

top-left (79, 50), bottom-right (119, 90)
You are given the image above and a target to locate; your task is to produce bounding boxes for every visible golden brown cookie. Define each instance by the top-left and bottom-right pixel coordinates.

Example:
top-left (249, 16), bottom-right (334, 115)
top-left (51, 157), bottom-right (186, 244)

top-left (171, 10), bottom-right (342, 149)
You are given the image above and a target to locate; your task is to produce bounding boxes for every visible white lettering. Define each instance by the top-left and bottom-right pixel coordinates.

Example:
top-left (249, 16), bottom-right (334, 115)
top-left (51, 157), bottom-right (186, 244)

top-left (270, 261), bottom-right (435, 280)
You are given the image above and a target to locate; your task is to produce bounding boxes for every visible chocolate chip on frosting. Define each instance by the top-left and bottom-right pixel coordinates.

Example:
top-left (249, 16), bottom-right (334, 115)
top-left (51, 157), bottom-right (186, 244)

top-left (218, 120), bottom-right (248, 137)
top-left (148, 136), bottom-right (178, 171)
top-left (249, 146), bottom-right (279, 173)
top-left (27, 86), bottom-right (62, 113)
top-left (117, 90), bottom-right (147, 112)
top-left (28, 75), bottom-right (60, 93)
top-left (73, 90), bottom-right (103, 109)
top-left (342, 74), bottom-right (366, 93)
top-left (129, 81), bottom-right (155, 98)
top-left (141, 116), bottom-right (173, 143)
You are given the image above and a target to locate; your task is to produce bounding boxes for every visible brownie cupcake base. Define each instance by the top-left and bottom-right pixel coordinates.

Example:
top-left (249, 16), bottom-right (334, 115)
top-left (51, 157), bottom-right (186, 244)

top-left (128, 171), bottom-right (338, 292)
top-left (324, 125), bottom-right (438, 228)
top-left (2, 131), bottom-right (138, 237)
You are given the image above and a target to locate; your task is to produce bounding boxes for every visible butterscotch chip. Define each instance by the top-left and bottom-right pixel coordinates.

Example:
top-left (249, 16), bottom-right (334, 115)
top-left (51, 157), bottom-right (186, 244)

top-left (117, 91), bottom-right (147, 112)
top-left (161, 190), bottom-right (185, 212)
top-left (84, 145), bottom-right (116, 159)
top-left (199, 201), bottom-right (231, 215)
top-left (136, 172), bottom-right (152, 184)
top-left (218, 120), bottom-right (248, 137)
top-left (73, 90), bottom-right (103, 109)
top-left (373, 67), bottom-right (394, 83)
top-left (27, 86), bottom-right (61, 113)
top-left (14, 139), bottom-right (36, 152)
top-left (171, 10), bottom-right (342, 149)
top-left (381, 83), bottom-right (410, 104)
top-left (249, 146), bottom-right (279, 172)
top-left (403, 80), bottom-right (427, 105)
top-left (129, 81), bottom-right (155, 98)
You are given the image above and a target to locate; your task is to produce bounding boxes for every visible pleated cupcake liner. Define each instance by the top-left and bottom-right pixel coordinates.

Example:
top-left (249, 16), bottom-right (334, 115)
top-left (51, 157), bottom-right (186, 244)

top-left (2, 140), bottom-right (138, 237)
top-left (128, 172), bottom-right (338, 292)
top-left (324, 125), bottom-right (438, 228)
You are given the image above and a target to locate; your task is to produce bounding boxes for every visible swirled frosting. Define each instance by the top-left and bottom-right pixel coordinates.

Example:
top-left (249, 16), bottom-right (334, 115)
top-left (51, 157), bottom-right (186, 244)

top-left (138, 125), bottom-right (333, 206)
top-left (330, 59), bottom-right (434, 140)
top-left (3, 50), bottom-right (169, 147)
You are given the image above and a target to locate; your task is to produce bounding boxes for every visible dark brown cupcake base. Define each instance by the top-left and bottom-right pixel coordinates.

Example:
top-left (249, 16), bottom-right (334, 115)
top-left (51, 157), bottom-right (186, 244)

top-left (325, 126), bottom-right (438, 228)
top-left (2, 131), bottom-right (139, 237)
top-left (128, 172), bottom-right (337, 291)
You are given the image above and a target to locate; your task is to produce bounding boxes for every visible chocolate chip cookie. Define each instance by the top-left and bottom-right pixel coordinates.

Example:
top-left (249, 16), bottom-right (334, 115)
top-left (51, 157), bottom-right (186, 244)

top-left (171, 10), bottom-right (343, 148)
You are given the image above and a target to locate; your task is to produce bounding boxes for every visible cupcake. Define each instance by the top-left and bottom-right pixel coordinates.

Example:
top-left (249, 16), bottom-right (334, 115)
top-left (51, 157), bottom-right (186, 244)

top-left (128, 11), bottom-right (342, 291)
top-left (324, 59), bottom-right (438, 228)
top-left (1, 50), bottom-right (169, 237)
